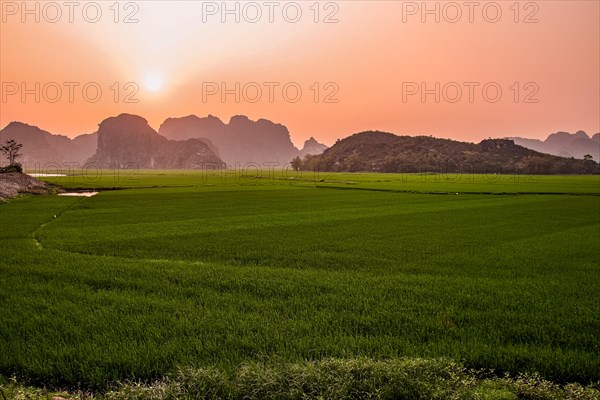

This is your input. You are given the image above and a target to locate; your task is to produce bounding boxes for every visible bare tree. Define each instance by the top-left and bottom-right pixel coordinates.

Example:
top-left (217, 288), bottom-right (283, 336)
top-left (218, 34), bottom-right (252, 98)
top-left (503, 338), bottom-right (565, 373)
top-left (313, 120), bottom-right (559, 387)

top-left (0, 139), bottom-right (23, 165)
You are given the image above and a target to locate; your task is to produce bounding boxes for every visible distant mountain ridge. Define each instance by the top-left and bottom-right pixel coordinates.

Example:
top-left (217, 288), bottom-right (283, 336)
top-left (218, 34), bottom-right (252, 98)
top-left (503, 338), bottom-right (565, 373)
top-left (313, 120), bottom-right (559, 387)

top-left (158, 114), bottom-right (327, 166)
top-left (300, 131), bottom-right (599, 174)
top-left (86, 114), bottom-right (223, 169)
top-left (1, 118), bottom-right (597, 174)
top-left (299, 137), bottom-right (328, 158)
top-left (0, 115), bottom-right (328, 168)
top-left (507, 131), bottom-right (600, 161)
top-left (0, 122), bottom-right (97, 167)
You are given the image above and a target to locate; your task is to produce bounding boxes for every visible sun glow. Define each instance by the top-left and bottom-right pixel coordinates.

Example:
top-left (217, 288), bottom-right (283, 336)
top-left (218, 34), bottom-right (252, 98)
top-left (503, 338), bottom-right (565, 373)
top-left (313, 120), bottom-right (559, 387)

top-left (144, 73), bottom-right (164, 92)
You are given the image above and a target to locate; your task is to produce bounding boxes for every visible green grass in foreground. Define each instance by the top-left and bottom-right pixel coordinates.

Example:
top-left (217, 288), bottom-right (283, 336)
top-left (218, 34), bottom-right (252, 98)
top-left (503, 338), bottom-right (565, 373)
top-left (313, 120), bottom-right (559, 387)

top-left (1, 173), bottom-right (599, 394)
top-left (31, 169), bottom-right (600, 194)
top-left (2, 359), bottom-right (599, 400)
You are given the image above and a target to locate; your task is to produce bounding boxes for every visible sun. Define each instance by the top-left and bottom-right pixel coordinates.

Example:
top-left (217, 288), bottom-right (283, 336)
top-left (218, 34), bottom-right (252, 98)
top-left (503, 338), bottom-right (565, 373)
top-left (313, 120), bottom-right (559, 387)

top-left (144, 73), bottom-right (164, 92)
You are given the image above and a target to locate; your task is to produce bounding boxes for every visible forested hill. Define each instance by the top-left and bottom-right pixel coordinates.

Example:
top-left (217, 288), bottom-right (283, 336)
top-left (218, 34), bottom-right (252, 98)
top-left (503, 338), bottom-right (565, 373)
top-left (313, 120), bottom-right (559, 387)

top-left (299, 131), bottom-right (599, 174)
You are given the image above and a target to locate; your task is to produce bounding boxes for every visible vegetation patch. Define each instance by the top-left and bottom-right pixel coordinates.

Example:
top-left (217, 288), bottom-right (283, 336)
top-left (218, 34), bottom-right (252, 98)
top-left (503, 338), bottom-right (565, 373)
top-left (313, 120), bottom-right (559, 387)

top-left (2, 359), bottom-right (599, 399)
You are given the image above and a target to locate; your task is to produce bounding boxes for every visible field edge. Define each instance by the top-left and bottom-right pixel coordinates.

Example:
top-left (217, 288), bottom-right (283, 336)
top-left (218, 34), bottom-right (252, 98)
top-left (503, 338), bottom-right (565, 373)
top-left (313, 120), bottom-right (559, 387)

top-left (2, 358), bottom-right (599, 400)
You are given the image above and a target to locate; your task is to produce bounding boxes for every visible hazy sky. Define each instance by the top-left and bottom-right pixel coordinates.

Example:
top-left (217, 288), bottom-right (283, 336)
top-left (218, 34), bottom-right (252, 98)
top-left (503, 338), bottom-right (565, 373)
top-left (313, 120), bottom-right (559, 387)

top-left (1, 0), bottom-right (598, 146)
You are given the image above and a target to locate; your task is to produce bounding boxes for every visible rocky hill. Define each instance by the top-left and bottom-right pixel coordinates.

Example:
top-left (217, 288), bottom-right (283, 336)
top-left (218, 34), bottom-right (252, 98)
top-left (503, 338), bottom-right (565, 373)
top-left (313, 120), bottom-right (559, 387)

top-left (0, 171), bottom-right (51, 201)
top-left (300, 131), bottom-right (599, 174)
top-left (299, 137), bottom-right (328, 157)
top-left (507, 131), bottom-right (600, 161)
top-left (158, 115), bottom-right (321, 166)
top-left (0, 122), bottom-right (97, 167)
top-left (86, 114), bottom-right (224, 169)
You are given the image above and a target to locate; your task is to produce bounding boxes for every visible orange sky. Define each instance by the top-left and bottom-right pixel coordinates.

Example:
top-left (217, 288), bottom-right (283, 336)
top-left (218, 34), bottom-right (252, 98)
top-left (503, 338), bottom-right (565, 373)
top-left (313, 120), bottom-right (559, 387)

top-left (1, 0), bottom-right (598, 147)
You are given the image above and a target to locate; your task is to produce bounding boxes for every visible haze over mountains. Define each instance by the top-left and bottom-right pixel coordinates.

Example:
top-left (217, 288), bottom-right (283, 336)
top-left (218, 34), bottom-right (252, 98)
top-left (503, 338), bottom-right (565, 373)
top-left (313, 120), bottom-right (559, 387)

top-left (299, 137), bottom-right (329, 158)
top-left (87, 114), bottom-right (224, 169)
top-left (0, 114), bottom-right (598, 174)
top-left (158, 115), bottom-right (303, 166)
top-left (507, 131), bottom-right (600, 161)
top-left (0, 114), bottom-right (327, 168)
top-left (0, 122), bottom-right (97, 167)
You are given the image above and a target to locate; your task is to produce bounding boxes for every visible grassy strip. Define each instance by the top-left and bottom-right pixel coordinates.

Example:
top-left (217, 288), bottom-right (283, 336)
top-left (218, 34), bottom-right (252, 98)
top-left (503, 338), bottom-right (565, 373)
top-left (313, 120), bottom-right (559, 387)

top-left (2, 358), bottom-right (599, 400)
top-left (2, 189), bottom-right (599, 387)
top-left (33, 170), bottom-right (600, 194)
